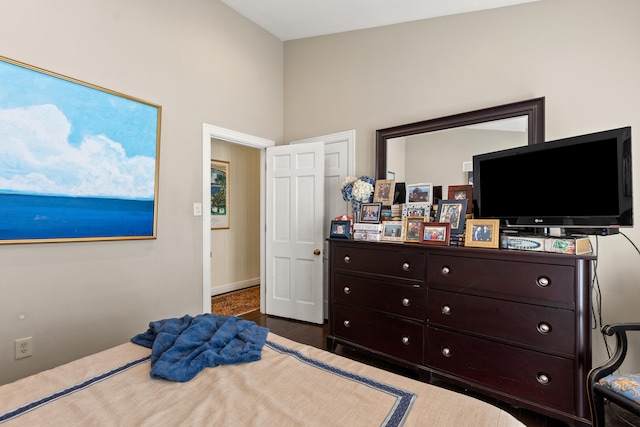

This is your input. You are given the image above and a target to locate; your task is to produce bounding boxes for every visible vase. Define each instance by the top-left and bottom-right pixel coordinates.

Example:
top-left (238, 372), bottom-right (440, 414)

top-left (352, 201), bottom-right (361, 223)
top-left (353, 208), bottom-right (360, 224)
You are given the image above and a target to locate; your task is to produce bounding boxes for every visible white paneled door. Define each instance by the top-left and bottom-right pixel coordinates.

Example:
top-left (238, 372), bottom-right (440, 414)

top-left (291, 131), bottom-right (355, 319)
top-left (265, 142), bottom-right (325, 324)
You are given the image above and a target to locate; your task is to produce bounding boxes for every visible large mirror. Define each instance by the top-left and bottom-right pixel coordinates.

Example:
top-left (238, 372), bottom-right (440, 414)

top-left (375, 98), bottom-right (545, 194)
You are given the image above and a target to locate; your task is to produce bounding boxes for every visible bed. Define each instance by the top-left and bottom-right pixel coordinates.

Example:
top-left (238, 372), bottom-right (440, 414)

top-left (0, 315), bottom-right (524, 426)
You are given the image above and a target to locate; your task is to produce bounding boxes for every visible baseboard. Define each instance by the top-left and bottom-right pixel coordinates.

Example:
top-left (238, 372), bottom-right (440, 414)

top-left (211, 278), bottom-right (260, 296)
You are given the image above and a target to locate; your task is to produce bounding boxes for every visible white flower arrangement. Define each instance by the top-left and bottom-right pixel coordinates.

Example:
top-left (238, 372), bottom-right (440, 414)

top-left (352, 179), bottom-right (374, 202)
top-left (341, 175), bottom-right (375, 211)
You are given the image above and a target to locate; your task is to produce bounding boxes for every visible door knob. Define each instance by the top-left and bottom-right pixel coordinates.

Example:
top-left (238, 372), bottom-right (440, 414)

top-left (313, 249), bottom-right (321, 255)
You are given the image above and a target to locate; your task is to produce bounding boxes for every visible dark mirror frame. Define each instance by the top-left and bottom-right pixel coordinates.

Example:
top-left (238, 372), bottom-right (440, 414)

top-left (375, 97), bottom-right (545, 180)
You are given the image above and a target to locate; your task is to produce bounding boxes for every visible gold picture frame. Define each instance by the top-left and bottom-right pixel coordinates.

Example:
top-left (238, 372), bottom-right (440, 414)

top-left (404, 216), bottom-right (426, 243)
top-left (373, 179), bottom-right (395, 205)
top-left (464, 219), bottom-right (500, 248)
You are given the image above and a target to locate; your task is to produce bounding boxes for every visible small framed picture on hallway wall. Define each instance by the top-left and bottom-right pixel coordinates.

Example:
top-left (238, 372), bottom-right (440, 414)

top-left (211, 159), bottom-right (230, 229)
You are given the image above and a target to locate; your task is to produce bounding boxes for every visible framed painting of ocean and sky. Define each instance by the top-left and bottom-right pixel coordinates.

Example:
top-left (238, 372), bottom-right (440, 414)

top-left (0, 56), bottom-right (161, 244)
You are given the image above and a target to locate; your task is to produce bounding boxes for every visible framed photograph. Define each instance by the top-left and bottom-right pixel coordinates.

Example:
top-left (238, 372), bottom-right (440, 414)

top-left (373, 179), bottom-right (395, 205)
top-left (435, 199), bottom-right (468, 235)
top-left (420, 222), bottom-right (451, 246)
top-left (0, 55), bottom-right (161, 244)
top-left (404, 216), bottom-right (426, 243)
top-left (406, 183), bottom-right (433, 205)
top-left (360, 202), bottom-right (382, 224)
top-left (403, 202), bottom-right (431, 220)
top-left (447, 185), bottom-right (473, 214)
top-left (330, 220), bottom-right (352, 239)
top-left (211, 160), bottom-right (230, 229)
top-left (381, 221), bottom-right (404, 241)
top-left (465, 219), bottom-right (500, 248)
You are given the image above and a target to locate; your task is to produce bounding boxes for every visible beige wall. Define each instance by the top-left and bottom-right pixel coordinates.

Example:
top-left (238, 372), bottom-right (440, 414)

top-left (210, 139), bottom-right (260, 294)
top-left (284, 0), bottom-right (640, 371)
top-left (0, 0), bottom-right (282, 384)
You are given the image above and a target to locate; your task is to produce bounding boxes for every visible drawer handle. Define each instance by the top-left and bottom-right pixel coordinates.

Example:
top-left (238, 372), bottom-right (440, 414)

top-left (441, 266), bottom-right (451, 275)
top-left (402, 336), bottom-right (410, 345)
top-left (402, 262), bottom-right (410, 271)
top-left (537, 373), bottom-right (551, 385)
top-left (441, 347), bottom-right (452, 357)
top-left (441, 305), bottom-right (452, 315)
top-left (343, 286), bottom-right (351, 295)
top-left (343, 320), bottom-right (351, 328)
top-left (344, 256), bottom-right (351, 263)
top-left (402, 298), bottom-right (410, 306)
top-left (537, 276), bottom-right (550, 287)
top-left (537, 322), bottom-right (551, 334)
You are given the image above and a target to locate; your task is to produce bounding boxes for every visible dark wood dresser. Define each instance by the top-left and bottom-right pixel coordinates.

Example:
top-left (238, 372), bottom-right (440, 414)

top-left (327, 238), bottom-right (595, 426)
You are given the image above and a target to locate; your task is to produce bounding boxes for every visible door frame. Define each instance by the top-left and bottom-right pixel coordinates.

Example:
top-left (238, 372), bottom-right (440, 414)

top-left (201, 123), bottom-right (274, 314)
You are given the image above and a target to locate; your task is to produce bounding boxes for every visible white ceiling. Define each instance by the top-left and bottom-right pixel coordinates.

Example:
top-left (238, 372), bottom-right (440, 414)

top-left (220, 0), bottom-right (539, 41)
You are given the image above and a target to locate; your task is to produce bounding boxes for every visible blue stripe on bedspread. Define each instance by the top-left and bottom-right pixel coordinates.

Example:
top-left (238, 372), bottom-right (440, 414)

top-left (265, 340), bottom-right (417, 427)
top-left (0, 355), bottom-right (151, 423)
top-left (1, 342), bottom-right (417, 426)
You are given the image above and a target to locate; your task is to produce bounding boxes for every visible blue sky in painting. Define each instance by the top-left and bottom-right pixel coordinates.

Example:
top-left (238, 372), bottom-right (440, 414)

top-left (0, 59), bottom-right (159, 200)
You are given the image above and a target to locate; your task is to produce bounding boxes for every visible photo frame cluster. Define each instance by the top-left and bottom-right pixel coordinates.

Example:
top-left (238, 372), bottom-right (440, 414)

top-left (331, 176), bottom-right (503, 250)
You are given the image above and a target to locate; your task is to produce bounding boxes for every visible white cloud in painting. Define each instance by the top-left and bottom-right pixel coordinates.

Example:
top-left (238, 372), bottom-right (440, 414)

top-left (0, 104), bottom-right (156, 200)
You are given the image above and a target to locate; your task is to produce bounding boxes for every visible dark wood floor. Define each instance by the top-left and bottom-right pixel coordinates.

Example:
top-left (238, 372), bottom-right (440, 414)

top-left (243, 311), bottom-right (640, 427)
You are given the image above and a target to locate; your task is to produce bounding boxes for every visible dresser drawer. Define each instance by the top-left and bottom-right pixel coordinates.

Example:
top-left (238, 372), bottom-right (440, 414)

top-left (332, 244), bottom-right (425, 280)
top-left (426, 326), bottom-right (575, 413)
top-left (427, 289), bottom-right (575, 357)
top-left (427, 254), bottom-right (575, 308)
top-left (334, 273), bottom-right (425, 320)
top-left (333, 304), bottom-right (423, 364)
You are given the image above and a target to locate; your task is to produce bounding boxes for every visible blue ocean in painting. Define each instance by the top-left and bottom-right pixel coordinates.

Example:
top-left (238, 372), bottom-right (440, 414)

top-left (0, 193), bottom-right (154, 240)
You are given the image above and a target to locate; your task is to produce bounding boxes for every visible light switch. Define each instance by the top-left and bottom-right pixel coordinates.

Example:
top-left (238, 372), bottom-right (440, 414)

top-left (193, 203), bottom-right (202, 216)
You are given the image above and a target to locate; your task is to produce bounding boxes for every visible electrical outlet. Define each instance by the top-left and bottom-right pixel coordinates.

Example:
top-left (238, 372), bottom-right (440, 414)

top-left (15, 337), bottom-right (32, 359)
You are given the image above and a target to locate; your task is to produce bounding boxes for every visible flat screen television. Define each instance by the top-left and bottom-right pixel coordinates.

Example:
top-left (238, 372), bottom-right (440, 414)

top-left (472, 126), bottom-right (632, 235)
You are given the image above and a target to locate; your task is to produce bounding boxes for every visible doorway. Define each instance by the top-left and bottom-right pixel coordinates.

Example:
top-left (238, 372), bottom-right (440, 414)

top-left (201, 123), bottom-right (273, 314)
top-left (210, 138), bottom-right (261, 296)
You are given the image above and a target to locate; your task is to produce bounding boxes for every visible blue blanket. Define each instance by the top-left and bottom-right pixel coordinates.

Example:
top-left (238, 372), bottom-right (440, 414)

top-left (131, 314), bottom-right (269, 382)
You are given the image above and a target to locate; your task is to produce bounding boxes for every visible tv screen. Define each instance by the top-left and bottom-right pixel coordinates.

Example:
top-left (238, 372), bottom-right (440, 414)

top-left (473, 126), bottom-right (632, 234)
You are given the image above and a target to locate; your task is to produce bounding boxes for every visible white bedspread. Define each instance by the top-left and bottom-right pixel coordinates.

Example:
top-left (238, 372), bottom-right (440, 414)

top-left (0, 332), bottom-right (524, 426)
